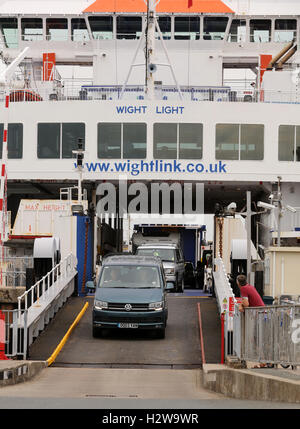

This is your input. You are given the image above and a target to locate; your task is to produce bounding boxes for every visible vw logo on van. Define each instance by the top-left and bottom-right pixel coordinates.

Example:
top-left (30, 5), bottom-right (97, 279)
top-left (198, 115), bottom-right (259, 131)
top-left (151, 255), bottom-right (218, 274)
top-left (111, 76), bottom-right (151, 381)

top-left (124, 304), bottom-right (132, 311)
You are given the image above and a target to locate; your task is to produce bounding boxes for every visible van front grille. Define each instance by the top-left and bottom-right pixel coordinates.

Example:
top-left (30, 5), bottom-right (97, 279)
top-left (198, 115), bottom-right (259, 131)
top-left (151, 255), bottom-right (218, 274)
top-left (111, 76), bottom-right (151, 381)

top-left (106, 303), bottom-right (150, 312)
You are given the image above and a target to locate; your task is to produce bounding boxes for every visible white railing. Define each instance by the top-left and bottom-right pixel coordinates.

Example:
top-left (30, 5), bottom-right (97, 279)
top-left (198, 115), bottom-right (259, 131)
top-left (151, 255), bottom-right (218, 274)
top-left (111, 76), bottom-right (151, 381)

top-left (17, 253), bottom-right (77, 319)
top-left (213, 255), bottom-right (235, 316)
top-left (2, 85), bottom-right (300, 104)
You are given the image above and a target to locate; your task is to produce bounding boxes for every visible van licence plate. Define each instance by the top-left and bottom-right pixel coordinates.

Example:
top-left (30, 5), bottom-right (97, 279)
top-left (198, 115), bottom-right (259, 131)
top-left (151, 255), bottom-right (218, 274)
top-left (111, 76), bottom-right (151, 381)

top-left (118, 323), bottom-right (138, 329)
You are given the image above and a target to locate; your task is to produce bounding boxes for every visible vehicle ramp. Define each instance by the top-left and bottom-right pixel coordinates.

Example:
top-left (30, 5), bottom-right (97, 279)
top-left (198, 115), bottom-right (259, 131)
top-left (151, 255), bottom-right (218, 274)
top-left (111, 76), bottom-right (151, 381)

top-left (28, 292), bottom-right (222, 367)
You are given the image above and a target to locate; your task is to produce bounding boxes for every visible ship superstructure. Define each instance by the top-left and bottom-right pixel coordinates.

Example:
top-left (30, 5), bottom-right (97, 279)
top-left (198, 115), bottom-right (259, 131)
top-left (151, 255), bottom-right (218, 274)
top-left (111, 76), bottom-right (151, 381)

top-left (0, 0), bottom-right (299, 247)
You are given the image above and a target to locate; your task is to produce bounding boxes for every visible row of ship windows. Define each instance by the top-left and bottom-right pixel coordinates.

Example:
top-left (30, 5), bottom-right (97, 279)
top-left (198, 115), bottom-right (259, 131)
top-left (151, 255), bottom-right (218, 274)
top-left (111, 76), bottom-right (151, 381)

top-left (1, 122), bottom-right (300, 162)
top-left (0, 16), bottom-right (298, 45)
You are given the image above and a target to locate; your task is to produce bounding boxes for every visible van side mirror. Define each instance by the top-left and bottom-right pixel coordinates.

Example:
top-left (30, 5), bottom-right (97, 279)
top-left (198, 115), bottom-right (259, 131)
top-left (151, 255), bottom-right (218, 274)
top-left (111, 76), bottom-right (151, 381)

top-left (86, 281), bottom-right (95, 292)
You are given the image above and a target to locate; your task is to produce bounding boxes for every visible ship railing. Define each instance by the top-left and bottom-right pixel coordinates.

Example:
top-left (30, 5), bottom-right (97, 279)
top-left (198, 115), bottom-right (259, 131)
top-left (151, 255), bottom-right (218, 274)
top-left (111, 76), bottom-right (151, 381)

top-left (0, 256), bottom-right (33, 287)
top-left (0, 308), bottom-right (28, 359)
top-left (0, 242), bottom-right (33, 288)
top-left (213, 254), bottom-right (235, 317)
top-left (17, 253), bottom-right (77, 318)
top-left (1, 85), bottom-right (300, 104)
top-left (16, 253), bottom-right (77, 351)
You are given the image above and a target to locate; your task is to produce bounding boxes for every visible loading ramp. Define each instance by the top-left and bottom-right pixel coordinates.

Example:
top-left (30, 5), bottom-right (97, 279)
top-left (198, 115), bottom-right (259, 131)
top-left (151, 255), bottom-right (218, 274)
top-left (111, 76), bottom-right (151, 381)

top-left (28, 292), bottom-right (222, 367)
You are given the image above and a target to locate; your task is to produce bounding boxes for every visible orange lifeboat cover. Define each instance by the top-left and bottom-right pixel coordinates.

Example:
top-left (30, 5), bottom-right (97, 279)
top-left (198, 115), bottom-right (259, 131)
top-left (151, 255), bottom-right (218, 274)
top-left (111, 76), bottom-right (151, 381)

top-left (83, 0), bottom-right (234, 14)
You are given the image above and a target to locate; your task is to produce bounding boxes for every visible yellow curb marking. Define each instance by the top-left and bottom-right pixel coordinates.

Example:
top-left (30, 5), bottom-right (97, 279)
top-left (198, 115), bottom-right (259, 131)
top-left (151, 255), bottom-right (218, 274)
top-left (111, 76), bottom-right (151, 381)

top-left (47, 301), bottom-right (89, 367)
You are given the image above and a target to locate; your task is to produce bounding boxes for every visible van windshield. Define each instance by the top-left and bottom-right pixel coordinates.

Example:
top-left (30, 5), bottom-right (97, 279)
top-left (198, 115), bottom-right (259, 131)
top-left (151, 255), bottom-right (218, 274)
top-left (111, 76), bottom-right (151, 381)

top-left (99, 265), bottom-right (161, 289)
top-left (136, 248), bottom-right (175, 262)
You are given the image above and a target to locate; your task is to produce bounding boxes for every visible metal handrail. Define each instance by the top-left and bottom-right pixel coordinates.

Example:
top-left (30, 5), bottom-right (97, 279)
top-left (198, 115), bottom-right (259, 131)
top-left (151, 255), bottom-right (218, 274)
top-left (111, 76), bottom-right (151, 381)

top-left (1, 85), bottom-right (300, 103)
top-left (213, 255), bottom-right (235, 316)
top-left (17, 253), bottom-right (77, 320)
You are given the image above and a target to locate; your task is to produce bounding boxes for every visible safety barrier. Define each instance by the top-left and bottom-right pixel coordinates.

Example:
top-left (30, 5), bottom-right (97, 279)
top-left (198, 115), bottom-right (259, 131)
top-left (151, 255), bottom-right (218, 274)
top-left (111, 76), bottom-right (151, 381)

top-left (213, 255), bottom-right (237, 363)
top-left (213, 255), bottom-right (235, 316)
top-left (0, 256), bottom-right (33, 287)
top-left (0, 308), bottom-right (28, 359)
top-left (17, 253), bottom-right (77, 350)
top-left (2, 85), bottom-right (300, 104)
top-left (227, 303), bottom-right (300, 367)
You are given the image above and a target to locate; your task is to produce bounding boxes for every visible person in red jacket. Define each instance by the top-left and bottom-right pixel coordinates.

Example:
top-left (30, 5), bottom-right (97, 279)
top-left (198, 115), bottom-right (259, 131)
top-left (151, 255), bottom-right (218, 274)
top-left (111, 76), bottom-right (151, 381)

top-left (236, 274), bottom-right (265, 312)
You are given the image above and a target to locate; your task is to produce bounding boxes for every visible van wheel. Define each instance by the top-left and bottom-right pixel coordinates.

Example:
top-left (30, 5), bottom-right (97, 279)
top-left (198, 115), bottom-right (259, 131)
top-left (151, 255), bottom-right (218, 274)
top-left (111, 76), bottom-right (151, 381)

top-left (93, 326), bottom-right (104, 338)
top-left (92, 326), bottom-right (99, 338)
top-left (177, 277), bottom-right (184, 293)
top-left (157, 328), bottom-right (165, 339)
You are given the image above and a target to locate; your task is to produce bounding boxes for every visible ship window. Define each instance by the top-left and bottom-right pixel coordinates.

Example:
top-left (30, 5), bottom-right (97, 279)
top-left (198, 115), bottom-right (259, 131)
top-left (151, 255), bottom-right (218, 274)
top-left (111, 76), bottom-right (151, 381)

top-left (240, 124), bottom-right (264, 160)
top-left (216, 124), bottom-right (264, 160)
top-left (154, 123), bottom-right (177, 159)
top-left (117, 16), bottom-right (142, 40)
top-left (123, 123), bottom-right (146, 159)
top-left (0, 17), bottom-right (18, 48)
top-left (179, 124), bottom-right (203, 159)
top-left (174, 17), bottom-right (200, 40)
top-left (154, 123), bottom-right (202, 159)
top-left (228, 19), bottom-right (246, 43)
top-left (98, 123), bottom-right (121, 158)
top-left (250, 20), bottom-right (271, 43)
top-left (21, 18), bottom-right (43, 42)
top-left (88, 16), bottom-right (113, 40)
top-left (46, 18), bottom-right (68, 41)
top-left (0, 124), bottom-right (23, 159)
top-left (156, 16), bottom-right (171, 40)
top-left (38, 123), bottom-right (85, 159)
top-left (203, 17), bottom-right (228, 40)
top-left (278, 125), bottom-right (300, 161)
top-left (71, 18), bottom-right (90, 42)
top-left (275, 19), bottom-right (297, 43)
top-left (216, 124), bottom-right (239, 160)
top-left (62, 123), bottom-right (85, 158)
top-left (38, 123), bottom-right (60, 158)
top-left (98, 123), bottom-right (146, 159)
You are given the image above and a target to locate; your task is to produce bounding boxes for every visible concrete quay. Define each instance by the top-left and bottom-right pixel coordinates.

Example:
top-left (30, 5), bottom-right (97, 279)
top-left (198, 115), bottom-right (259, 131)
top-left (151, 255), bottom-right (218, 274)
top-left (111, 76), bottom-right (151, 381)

top-left (202, 362), bottom-right (300, 404)
top-left (0, 360), bottom-right (47, 387)
top-left (0, 359), bottom-right (299, 405)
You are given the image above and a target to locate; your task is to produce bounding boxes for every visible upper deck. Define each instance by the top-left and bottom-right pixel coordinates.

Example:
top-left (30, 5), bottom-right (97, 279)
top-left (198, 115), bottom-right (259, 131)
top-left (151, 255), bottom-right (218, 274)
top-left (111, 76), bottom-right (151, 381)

top-left (0, 0), bottom-right (300, 67)
top-left (1, 1), bottom-right (300, 188)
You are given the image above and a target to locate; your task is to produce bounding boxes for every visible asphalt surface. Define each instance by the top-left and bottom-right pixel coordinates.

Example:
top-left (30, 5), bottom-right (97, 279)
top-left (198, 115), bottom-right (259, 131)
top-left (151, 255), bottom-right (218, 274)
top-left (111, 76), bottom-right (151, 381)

top-left (29, 293), bottom-right (220, 367)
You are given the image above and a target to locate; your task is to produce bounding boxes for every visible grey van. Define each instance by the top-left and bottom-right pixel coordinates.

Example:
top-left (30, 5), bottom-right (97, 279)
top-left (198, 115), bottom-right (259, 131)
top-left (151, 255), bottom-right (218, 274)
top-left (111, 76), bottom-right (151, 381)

top-left (135, 243), bottom-right (185, 292)
top-left (91, 255), bottom-right (172, 339)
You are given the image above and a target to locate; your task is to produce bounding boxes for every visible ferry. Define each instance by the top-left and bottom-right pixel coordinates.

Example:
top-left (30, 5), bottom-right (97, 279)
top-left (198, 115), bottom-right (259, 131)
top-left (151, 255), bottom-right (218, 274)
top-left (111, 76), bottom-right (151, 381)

top-left (0, 0), bottom-right (300, 293)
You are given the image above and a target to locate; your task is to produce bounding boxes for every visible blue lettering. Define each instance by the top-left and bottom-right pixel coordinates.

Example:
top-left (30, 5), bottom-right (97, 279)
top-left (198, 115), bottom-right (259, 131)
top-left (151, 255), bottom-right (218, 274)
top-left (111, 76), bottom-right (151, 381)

top-left (218, 161), bottom-right (227, 173)
top-left (114, 162), bottom-right (127, 172)
top-left (173, 160), bottom-right (182, 172)
top-left (116, 106), bottom-right (125, 114)
top-left (155, 106), bottom-right (184, 114)
top-left (116, 105), bottom-right (147, 114)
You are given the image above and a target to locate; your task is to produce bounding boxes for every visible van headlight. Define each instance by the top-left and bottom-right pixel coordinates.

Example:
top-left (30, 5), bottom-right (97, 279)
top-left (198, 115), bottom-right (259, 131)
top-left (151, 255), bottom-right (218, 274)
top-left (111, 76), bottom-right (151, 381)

top-left (149, 301), bottom-right (164, 311)
top-left (165, 268), bottom-right (175, 274)
top-left (94, 300), bottom-right (108, 310)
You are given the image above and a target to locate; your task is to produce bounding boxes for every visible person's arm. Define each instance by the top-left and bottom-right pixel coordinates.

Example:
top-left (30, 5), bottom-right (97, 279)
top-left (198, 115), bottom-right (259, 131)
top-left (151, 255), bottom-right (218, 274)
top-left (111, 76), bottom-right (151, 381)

top-left (238, 296), bottom-right (249, 312)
